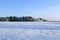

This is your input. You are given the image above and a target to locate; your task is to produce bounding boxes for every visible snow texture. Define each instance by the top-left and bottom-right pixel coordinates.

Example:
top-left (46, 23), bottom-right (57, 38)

top-left (0, 22), bottom-right (60, 40)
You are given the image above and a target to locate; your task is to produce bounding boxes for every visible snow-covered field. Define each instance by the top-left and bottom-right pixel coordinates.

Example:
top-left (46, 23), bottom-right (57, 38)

top-left (0, 22), bottom-right (60, 40)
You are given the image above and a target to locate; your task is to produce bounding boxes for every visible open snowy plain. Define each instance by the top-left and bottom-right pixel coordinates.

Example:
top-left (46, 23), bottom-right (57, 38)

top-left (0, 22), bottom-right (60, 40)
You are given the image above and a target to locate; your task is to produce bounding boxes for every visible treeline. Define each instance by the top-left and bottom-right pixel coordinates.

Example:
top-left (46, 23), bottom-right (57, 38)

top-left (0, 16), bottom-right (47, 22)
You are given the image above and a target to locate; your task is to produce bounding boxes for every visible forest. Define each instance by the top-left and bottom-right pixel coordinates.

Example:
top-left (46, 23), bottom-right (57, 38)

top-left (0, 16), bottom-right (47, 22)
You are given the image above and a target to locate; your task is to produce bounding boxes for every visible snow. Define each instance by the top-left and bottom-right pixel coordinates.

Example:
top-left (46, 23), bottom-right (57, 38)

top-left (0, 22), bottom-right (60, 40)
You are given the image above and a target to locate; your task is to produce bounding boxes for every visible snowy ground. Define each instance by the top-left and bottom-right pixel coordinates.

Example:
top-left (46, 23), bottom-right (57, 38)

top-left (0, 22), bottom-right (60, 40)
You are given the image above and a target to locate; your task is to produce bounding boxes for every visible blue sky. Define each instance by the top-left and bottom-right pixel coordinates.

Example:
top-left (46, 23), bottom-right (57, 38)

top-left (0, 0), bottom-right (60, 20)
